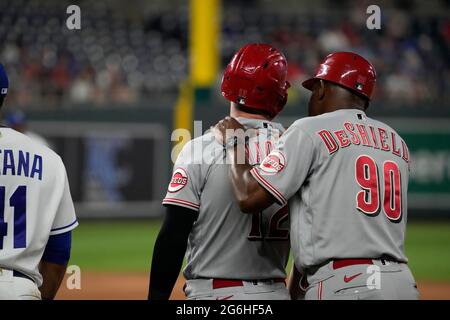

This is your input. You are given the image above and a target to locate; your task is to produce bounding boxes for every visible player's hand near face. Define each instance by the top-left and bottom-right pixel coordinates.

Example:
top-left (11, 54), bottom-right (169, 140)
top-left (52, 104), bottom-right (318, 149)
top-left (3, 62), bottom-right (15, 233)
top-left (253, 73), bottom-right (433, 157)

top-left (212, 117), bottom-right (276, 213)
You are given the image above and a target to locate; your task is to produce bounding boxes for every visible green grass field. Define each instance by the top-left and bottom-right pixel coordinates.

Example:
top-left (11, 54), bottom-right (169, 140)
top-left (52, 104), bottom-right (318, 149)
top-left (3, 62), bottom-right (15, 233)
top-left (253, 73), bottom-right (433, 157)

top-left (70, 220), bottom-right (450, 281)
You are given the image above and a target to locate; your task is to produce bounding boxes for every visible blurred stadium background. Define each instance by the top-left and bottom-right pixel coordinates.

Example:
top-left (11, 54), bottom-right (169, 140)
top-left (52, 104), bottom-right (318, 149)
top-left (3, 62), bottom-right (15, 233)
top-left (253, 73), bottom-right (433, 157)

top-left (0, 0), bottom-right (449, 299)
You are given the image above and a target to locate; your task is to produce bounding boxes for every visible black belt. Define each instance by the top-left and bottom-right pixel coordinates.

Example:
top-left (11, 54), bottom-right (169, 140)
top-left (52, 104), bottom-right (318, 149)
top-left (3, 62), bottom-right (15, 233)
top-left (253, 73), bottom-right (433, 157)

top-left (12, 270), bottom-right (34, 283)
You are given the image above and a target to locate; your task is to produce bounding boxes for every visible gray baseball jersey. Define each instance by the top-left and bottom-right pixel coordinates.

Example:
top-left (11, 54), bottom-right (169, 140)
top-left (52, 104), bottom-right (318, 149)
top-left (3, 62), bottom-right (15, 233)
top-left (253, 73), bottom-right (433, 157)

top-left (163, 118), bottom-right (290, 280)
top-left (250, 109), bottom-right (410, 271)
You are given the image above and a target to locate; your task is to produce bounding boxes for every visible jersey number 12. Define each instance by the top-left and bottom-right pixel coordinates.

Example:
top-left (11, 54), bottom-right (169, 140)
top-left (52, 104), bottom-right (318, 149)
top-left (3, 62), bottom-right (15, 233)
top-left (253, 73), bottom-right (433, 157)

top-left (0, 186), bottom-right (27, 249)
top-left (248, 206), bottom-right (289, 240)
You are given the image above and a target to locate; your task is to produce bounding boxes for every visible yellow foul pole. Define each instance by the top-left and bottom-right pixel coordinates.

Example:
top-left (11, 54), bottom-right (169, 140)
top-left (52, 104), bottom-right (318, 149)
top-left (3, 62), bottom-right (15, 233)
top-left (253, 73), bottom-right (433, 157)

top-left (173, 0), bottom-right (220, 158)
top-left (190, 0), bottom-right (220, 87)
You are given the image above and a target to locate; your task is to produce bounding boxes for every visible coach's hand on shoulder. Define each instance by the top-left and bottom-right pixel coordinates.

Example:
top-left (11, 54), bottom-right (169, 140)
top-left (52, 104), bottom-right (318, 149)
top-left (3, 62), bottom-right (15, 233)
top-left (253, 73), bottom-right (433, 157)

top-left (212, 116), bottom-right (244, 145)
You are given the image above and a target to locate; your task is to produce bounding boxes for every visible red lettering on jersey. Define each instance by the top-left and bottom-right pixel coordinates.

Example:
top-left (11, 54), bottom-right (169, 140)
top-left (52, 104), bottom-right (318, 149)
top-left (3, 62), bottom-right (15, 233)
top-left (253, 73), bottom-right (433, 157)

top-left (333, 130), bottom-right (351, 148)
top-left (401, 140), bottom-right (410, 163)
top-left (247, 139), bottom-right (275, 165)
top-left (383, 161), bottom-right (402, 221)
top-left (265, 140), bottom-right (273, 155)
top-left (369, 126), bottom-right (380, 149)
top-left (378, 128), bottom-right (390, 151)
top-left (391, 132), bottom-right (401, 157)
top-left (260, 150), bottom-right (286, 175)
top-left (344, 122), bottom-right (360, 145)
top-left (253, 141), bottom-right (262, 163)
top-left (318, 130), bottom-right (339, 154)
top-left (168, 168), bottom-right (188, 193)
top-left (245, 144), bottom-right (252, 163)
top-left (356, 124), bottom-right (372, 147)
top-left (355, 155), bottom-right (380, 215)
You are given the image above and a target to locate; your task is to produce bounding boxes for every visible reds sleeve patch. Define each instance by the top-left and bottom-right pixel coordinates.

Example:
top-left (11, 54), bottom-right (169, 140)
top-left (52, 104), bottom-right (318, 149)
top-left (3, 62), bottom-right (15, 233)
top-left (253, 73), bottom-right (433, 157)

top-left (259, 150), bottom-right (286, 175)
top-left (168, 168), bottom-right (188, 193)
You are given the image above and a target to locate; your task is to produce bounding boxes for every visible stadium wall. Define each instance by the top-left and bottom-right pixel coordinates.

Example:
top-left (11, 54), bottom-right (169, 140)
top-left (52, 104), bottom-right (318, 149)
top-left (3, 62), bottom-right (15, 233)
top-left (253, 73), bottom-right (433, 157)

top-left (26, 105), bottom-right (450, 219)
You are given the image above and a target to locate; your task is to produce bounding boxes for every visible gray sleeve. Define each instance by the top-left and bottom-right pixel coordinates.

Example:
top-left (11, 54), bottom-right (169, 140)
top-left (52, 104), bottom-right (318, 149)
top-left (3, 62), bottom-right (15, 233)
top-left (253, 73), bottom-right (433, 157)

top-left (162, 141), bottom-right (202, 211)
top-left (250, 125), bottom-right (315, 205)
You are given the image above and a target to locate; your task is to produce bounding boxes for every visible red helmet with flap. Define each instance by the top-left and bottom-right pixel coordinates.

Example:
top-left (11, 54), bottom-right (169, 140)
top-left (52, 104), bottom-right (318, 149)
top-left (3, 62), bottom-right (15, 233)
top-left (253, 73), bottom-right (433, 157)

top-left (221, 44), bottom-right (290, 118)
top-left (302, 52), bottom-right (376, 100)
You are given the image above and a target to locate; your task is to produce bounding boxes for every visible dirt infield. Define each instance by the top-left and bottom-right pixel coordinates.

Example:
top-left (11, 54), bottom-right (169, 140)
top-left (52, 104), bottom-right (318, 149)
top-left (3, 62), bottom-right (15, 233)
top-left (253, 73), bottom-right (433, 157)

top-left (55, 272), bottom-right (450, 300)
top-left (56, 272), bottom-right (185, 300)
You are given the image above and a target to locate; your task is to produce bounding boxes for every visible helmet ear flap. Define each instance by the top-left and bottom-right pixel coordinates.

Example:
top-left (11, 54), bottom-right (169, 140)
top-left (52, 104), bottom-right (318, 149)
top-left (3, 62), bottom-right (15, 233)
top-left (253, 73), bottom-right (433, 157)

top-left (277, 81), bottom-right (290, 111)
top-left (279, 94), bottom-right (288, 110)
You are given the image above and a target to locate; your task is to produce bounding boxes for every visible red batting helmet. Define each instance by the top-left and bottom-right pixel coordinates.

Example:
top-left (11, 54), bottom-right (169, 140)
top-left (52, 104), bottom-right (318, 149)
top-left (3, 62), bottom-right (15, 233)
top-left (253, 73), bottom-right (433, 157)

top-left (302, 52), bottom-right (376, 100)
top-left (221, 44), bottom-right (290, 118)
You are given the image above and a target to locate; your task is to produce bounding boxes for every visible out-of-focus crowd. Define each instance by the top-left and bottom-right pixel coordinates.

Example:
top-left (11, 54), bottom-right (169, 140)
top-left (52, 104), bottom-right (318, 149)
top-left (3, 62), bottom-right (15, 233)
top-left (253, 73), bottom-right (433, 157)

top-left (1, 0), bottom-right (448, 111)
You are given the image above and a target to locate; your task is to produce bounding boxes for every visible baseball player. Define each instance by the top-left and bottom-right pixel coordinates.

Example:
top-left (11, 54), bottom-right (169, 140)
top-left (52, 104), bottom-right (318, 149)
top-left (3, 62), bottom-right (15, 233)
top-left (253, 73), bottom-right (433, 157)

top-left (0, 64), bottom-right (78, 300)
top-left (213, 52), bottom-right (419, 300)
top-left (149, 44), bottom-right (291, 300)
top-left (4, 110), bottom-right (51, 148)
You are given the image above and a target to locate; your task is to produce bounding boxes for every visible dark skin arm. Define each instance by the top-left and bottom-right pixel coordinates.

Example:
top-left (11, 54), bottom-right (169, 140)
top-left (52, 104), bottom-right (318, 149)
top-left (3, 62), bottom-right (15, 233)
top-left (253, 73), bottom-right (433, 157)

top-left (38, 261), bottom-right (67, 300)
top-left (287, 264), bottom-right (305, 300)
top-left (213, 117), bottom-right (277, 213)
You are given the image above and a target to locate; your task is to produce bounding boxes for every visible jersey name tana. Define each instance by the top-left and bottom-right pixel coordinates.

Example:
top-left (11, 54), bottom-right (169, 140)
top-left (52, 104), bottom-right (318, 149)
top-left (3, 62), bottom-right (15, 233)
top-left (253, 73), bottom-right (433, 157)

top-left (0, 149), bottom-right (43, 180)
top-left (317, 122), bottom-right (410, 164)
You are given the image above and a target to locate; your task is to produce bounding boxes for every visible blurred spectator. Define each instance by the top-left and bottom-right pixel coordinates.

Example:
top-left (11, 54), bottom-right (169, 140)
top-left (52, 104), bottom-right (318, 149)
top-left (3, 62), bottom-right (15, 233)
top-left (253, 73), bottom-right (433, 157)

top-left (70, 67), bottom-right (95, 104)
top-left (4, 110), bottom-right (51, 148)
top-left (0, 0), bottom-right (447, 112)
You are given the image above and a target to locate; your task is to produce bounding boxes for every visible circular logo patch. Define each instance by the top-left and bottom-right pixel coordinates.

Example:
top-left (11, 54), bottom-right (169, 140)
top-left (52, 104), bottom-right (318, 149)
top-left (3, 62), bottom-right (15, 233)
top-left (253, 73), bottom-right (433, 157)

top-left (260, 150), bottom-right (286, 175)
top-left (168, 168), bottom-right (188, 193)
